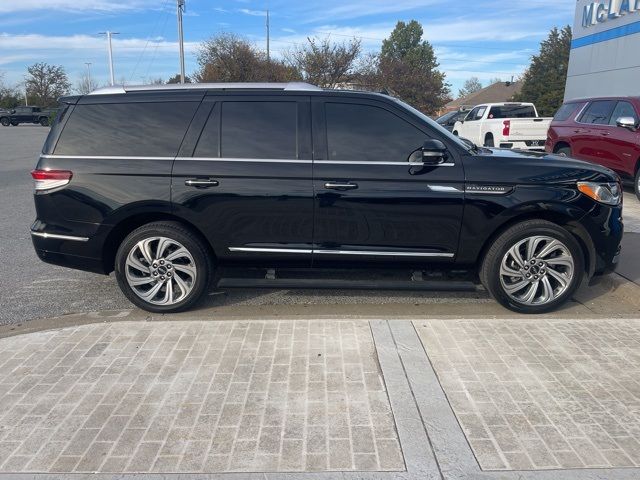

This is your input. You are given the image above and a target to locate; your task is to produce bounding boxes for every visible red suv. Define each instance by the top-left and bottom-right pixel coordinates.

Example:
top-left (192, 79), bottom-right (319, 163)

top-left (546, 97), bottom-right (640, 199)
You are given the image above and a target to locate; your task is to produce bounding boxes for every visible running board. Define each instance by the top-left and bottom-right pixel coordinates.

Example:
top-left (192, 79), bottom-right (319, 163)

top-left (216, 277), bottom-right (480, 292)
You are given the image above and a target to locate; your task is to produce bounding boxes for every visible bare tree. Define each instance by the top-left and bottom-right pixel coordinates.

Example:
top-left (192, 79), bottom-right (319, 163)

top-left (25, 63), bottom-right (70, 106)
top-left (194, 33), bottom-right (300, 83)
top-left (285, 37), bottom-right (362, 88)
top-left (458, 77), bottom-right (483, 98)
top-left (75, 72), bottom-right (99, 95)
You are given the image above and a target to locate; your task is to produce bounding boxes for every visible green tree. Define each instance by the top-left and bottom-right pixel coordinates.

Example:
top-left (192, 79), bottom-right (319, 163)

top-left (513, 26), bottom-right (572, 116)
top-left (167, 74), bottom-right (192, 84)
top-left (0, 72), bottom-right (21, 109)
top-left (458, 77), bottom-right (483, 98)
top-left (373, 20), bottom-right (450, 115)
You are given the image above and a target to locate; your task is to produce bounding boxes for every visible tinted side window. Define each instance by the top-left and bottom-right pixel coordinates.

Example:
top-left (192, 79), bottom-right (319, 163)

top-left (55, 102), bottom-right (199, 156)
top-left (609, 101), bottom-right (638, 125)
top-left (488, 105), bottom-right (536, 119)
top-left (193, 103), bottom-right (220, 157)
top-left (579, 101), bottom-right (616, 125)
top-left (325, 102), bottom-right (426, 162)
top-left (553, 103), bottom-right (581, 122)
top-left (220, 101), bottom-right (297, 159)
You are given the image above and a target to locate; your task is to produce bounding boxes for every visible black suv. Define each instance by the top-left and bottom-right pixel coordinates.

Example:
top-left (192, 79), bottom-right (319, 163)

top-left (31, 82), bottom-right (623, 314)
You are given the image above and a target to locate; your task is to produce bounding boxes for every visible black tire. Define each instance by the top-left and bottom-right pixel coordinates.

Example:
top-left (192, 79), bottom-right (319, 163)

top-left (480, 220), bottom-right (584, 314)
top-left (114, 221), bottom-right (213, 313)
top-left (39, 117), bottom-right (49, 127)
top-left (10, 120), bottom-right (18, 126)
top-left (0, 117), bottom-right (9, 127)
top-left (484, 134), bottom-right (494, 148)
top-left (635, 166), bottom-right (640, 202)
top-left (555, 146), bottom-right (572, 157)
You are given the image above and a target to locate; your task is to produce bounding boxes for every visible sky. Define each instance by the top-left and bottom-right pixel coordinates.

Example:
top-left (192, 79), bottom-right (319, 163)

top-left (0, 0), bottom-right (576, 96)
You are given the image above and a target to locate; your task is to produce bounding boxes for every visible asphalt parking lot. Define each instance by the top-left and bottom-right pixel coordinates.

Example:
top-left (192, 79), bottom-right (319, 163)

top-left (1, 125), bottom-right (640, 326)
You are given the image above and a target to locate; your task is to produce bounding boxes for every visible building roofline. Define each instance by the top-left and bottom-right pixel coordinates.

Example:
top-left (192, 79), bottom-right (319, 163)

top-left (87, 82), bottom-right (323, 95)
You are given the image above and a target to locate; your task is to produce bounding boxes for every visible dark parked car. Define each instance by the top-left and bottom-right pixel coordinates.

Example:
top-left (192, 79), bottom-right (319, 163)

top-left (546, 96), bottom-right (640, 199)
top-left (1, 106), bottom-right (56, 126)
top-left (435, 109), bottom-right (469, 132)
top-left (31, 82), bottom-right (623, 314)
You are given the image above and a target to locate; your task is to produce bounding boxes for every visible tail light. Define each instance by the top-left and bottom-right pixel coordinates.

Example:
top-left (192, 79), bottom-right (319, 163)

top-left (502, 120), bottom-right (511, 137)
top-left (31, 169), bottom-right (73, 191)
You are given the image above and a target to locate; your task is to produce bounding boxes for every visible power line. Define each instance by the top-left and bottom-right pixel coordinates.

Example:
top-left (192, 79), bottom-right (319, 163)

top-left (129, 0), bottom-right (171, 81)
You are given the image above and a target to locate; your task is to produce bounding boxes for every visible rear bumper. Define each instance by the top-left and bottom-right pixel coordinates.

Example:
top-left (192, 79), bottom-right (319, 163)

top-left (30, 222), bottom-right (109, 275)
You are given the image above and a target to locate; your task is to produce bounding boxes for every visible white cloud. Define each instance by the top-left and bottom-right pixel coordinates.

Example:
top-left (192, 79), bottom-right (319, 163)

top-left (0, 0), bottom-right (159, 13)
top-left (239, 8), bottom-right (267, 17)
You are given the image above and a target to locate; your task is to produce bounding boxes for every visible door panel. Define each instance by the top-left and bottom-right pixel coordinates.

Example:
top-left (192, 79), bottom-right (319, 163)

top-left (311, 98), bottom-right (464, 266)
top-left (172, 95), bottom-right (314, 266)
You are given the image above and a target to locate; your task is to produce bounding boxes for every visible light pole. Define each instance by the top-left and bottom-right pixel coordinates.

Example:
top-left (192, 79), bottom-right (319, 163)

top-left (85, 62), bottom-right (92, 89)
top-left (177, 0), bottom-right (186, 84)
top-left (266, 9), bottom-right (270, 63)
top-left (99, 31), bottom-right (119, 86)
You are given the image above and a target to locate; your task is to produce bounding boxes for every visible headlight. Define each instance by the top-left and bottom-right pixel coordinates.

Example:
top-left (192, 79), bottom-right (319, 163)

top-left (577, 181), bottom-right (621, 206)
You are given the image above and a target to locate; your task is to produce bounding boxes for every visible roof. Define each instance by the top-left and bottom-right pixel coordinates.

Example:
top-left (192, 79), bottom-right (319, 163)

top-left (445, 81), bottom-right (523, 110)
top-left (87, 82), bottom-right (323, 96)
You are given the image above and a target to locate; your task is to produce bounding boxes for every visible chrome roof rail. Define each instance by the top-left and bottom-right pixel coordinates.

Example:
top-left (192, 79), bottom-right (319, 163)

top-left (87, 82), bottom-right (322, 95)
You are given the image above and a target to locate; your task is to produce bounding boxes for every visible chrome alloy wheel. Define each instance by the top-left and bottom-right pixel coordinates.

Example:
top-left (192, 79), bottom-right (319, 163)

top-left (125, 236), bottom-right (197, 305)
top-left (499, 235), bottom-right (575, 306)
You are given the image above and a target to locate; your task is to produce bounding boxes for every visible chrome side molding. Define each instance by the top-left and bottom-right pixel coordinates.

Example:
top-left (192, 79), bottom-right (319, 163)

top-left (31, 231), bottom-right (89, 242)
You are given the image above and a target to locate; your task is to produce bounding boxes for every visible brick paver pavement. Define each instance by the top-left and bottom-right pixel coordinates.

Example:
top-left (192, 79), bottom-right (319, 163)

top-left (415, 319), bottom-right (640, 471)
top-left (0, 320), bottom-right (404, 473)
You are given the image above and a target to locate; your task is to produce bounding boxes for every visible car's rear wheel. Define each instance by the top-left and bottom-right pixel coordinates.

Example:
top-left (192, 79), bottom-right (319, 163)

top-left (115, 222), bottom-right (213, 313)
top-left (0, 117), bottom-right (9, 126)
top-left (635, 166), bottom-right (640, 201)
top-left (39, 117), bottom-right (49, 126)
top-left (480, 220), bottom-right (584, 313)
top-left (555, 146), bottom-right (572, 157)
top-left (10, 120), bottom-right (18, 126)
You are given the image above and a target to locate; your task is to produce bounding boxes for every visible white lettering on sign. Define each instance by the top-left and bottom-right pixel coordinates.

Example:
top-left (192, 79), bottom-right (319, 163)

top-left (582, 0), bottom-right (640, 27)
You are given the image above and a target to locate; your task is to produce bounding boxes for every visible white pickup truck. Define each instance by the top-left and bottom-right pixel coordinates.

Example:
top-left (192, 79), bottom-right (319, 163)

top-left (452, 102), bottom-right (552, 151)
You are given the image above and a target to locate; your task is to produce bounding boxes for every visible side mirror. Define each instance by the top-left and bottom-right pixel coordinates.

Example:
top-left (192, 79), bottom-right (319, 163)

top-left (616, 116), bottom-right (638, 131)
top-left (10, 109), bottom-right (15, 114)
top-left (411, 139), bottom-right (447, 165)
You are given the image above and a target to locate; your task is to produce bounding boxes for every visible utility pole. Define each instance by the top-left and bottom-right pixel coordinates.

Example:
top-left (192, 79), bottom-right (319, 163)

top-left (177, 0), bottom-right (186, 84)
top-left (266, 9), bottom-right (270, 62)
top-left (85, 62), bottom-right (92, 88)
top-left (99, 31), bottom-right (119, 85)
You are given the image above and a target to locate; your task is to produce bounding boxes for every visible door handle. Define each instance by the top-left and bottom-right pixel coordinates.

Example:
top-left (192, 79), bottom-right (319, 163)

top-left (601, 132), bottom-right (610, 136)
top-left (324, 182), bottom-right (358, 191)
top-left (185, 178), bottom-right (219, 188)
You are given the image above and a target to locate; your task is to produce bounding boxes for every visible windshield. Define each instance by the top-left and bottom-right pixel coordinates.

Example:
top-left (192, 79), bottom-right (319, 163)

top-left (390, 97), bottom-right (476, 152)
top-left (435, 111), bottom-right (456, 124)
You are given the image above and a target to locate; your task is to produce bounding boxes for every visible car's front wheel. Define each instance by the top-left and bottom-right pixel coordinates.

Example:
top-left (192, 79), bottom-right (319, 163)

top-left (0, 117), bottom-right (9, 126)
top-left (635, 166), bottom-right (640, 201)
top-left (115, 222), bottom-right (213, 313)
top-left (480, 220), bottom-right (584, 313)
